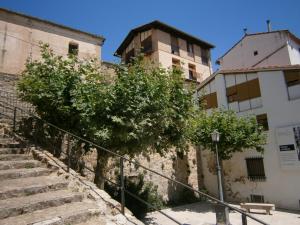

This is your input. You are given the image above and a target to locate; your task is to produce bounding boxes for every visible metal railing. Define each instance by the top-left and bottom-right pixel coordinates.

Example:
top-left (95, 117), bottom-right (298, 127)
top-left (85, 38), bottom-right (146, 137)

top-left (0, 90), bottom-right (269, 225)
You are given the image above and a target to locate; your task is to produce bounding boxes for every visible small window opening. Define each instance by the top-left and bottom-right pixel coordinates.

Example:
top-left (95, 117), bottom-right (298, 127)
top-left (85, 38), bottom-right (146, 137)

top-left (68, 42), bottom-right (78, 55)
top-left (250, 194), bottom-right (265, 203)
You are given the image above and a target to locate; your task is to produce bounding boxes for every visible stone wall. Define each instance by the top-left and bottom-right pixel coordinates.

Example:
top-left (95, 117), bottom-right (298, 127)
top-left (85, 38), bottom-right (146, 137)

top-left (81, 145), bottom-right (204, 203)
top-left (0, 73), bottom-right (18, 93)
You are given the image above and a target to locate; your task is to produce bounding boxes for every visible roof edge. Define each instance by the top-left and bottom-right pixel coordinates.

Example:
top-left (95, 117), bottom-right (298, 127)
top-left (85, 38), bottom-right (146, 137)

top-left (115, 20), bottom-right (215, 57)
top-left (0, 7), bottom-right (105, 44)
top-left (216, 30), bottom-right (292, 64)
top-left (197, 64), bottom-right (300, 90)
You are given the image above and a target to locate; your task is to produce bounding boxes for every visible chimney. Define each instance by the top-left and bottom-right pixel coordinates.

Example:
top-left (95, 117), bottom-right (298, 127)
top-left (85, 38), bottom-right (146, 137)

top-left (267, 20), bottom-right (271, 32)
top-left (243, 28), bottom-right (248, 35)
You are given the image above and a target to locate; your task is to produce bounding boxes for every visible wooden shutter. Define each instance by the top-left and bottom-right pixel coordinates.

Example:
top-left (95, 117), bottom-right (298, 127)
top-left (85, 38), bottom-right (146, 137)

top-left (284, 70), bottom-right (300, 87)
top-left (200, 92), bottom-right (218, 109)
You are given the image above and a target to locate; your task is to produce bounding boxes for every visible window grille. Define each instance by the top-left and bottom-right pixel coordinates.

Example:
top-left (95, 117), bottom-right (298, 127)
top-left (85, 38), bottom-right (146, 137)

top-left (245, 157), bottom-right (266, 181)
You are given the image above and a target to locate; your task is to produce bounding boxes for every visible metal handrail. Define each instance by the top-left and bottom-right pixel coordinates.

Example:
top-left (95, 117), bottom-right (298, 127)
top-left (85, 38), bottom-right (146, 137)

top-left (0, 95), bottom-right (269, 225)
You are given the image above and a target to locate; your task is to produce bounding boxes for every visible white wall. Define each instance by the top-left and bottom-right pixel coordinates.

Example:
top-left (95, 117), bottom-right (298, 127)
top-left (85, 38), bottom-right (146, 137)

top-left (288, 39), bottom-right (300, 65)
top-left (219, 32), bottom-right (293, 70)
top-left (200, 70), bottom-right (300, 210)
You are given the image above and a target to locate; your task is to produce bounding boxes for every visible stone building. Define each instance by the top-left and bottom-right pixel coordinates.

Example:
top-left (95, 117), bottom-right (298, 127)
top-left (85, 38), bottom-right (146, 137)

top-left (198, 27), bottom-right (300, 210)
top-left (0, 7), bottom-right (105, 92)
top-left (112, 21), bottom-right (217, 201)
top-left (114, 20), bottom-right (214, 83)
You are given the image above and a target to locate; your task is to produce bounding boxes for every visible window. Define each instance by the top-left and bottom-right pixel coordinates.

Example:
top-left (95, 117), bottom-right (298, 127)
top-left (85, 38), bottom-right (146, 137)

top-left (140, 30), bottom-right (152, 54)
top-left (226, 78), bottom-right (261, 103)
top-left (188, 64), bottom-right (196, 80)
top-left (198, 79), bottom-right (217, 109)
top-left (171, 35), bottom-right (180, 55)
top-left (186, 41), bottom-right (194, 57)
top-left (200, 92), bottom-right (218, 109)
top-left (254, 50), bottom-right (258, 56)
top-left (245, 157), bottom-right (266, 181)
top-left (201, 48), bottom-right (209, 65)
top-left (125, 40), bottom-right (135, 64)
top-left (284, 70), bottom-right (300, 100)
top-left (250, 194), bottom-right (264, 203)
top-left (68, 42), bottom-right (78, 55)
top-left (284, 70), bottom-right (300, 87)
top-left (125, 49), bottom-right (135, 64)
top-left (172, 58), bottom-right (180, 69)
top-left (256, 114), bottom-right (269, 131)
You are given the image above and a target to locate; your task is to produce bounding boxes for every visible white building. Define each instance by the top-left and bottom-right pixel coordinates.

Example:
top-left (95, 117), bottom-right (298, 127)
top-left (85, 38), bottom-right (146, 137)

top-left (216, 29), bottom-right (300, 70)
top-left (198, 29), bottom-right (300, 210)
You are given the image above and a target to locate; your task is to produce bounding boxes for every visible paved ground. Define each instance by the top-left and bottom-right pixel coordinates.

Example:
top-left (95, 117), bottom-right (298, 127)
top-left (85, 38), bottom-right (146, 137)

top-left (144, 202), bottom-right (300, 225)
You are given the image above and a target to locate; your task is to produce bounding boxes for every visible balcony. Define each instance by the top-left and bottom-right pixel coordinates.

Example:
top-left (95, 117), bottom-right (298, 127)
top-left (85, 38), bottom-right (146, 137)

top-left (187, 51), bottom-right (194, 57)
top-left (171, 45), bottom-right (180, 55)
top-left (185, 69), bottom-right (201, 82)
top-left (125, 49), bottom-right (135, 64)
top-left (141, 36), bottom-right (153, 54)
top-left (202, 56), bottom-right (209, 66)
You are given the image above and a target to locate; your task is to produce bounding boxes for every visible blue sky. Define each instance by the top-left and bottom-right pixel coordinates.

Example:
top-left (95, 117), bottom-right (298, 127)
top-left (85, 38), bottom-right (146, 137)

top-left (1, 0), bottom-right (300, 71)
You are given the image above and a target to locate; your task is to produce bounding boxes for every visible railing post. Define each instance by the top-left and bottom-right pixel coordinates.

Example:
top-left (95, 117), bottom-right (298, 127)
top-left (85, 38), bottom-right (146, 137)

top-left (120, 157), bottom-right (125, 214)
top-left (13, 107), bottom-right (17, 132)
top-left (66, 134), bottom-right (71, 172)
top-left (242, 214), bottom-right (247, 225)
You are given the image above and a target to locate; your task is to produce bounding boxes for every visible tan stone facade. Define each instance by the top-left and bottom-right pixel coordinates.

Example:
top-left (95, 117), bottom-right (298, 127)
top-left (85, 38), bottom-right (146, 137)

top-left (115, 21), bottom-right (214, 83)
top-left (83, 145), bottom-right (204, 202)
top-left (0, 8), bottom-right (104, 76)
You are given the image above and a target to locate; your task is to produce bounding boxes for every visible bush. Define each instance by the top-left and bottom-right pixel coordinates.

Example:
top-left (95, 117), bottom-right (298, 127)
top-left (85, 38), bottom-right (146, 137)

top-left (105, 174), bottom-right (165, 218)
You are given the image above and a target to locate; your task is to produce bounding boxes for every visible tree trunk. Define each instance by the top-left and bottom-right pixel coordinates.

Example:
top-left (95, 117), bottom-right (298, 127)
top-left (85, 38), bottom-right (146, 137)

top-left (94, 149), bottom-right (109, 189)
top-left (196, 145), bottom-right (205, 190)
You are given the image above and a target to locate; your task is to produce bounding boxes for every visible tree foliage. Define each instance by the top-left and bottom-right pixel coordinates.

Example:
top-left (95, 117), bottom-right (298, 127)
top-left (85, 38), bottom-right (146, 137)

top-left (18, 44), bottom-right (195, 187)
top-left (189, 109), bottom-right (267, 160)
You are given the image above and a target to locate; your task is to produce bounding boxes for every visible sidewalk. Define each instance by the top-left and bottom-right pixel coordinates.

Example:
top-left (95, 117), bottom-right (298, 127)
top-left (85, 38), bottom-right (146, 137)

top-left (144, 202), bottom-right (300, 225)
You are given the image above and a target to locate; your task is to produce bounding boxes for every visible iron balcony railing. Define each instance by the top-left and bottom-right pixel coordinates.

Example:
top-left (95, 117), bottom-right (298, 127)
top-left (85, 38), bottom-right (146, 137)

top-left (0, 89), bottom-right (269, 225)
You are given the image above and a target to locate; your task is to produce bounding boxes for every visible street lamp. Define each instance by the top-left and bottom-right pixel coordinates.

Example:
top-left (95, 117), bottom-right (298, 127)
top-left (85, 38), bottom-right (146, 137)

top-left (211, 130), bottom-right (223, 201)
top-left (211, 130), bottom-right (230, 225)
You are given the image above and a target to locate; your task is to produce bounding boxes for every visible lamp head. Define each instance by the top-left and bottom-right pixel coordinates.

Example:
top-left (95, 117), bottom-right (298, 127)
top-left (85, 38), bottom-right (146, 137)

top-left (211, 129), bottom-right (220, 142)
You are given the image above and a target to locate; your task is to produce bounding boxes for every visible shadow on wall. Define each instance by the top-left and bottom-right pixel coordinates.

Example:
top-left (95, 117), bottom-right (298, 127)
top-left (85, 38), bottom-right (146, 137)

top-left (167, 151), bottom-right (200, 206)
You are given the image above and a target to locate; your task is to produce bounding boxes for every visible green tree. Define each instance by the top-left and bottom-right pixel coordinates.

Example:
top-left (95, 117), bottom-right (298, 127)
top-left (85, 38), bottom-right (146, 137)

top-left (190, 109), bottom-right (267, 160)
top-left (18, 44), bottom-right (195, 188)
top-left (189, 109), bottom-right (267, 199)
top-left (76, 57), bottom-right (195, 188)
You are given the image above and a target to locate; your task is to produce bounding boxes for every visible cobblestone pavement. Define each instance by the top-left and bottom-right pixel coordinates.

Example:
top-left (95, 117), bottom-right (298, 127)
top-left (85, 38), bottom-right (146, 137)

top-left (144, 202), bottom-right (300, 225)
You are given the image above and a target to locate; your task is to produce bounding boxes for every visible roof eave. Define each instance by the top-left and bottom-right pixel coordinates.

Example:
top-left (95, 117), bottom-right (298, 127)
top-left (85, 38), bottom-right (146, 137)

top-left (0, 7), bottom-right (105, 43)
top-left (114, 20), bottom-right (215, 56)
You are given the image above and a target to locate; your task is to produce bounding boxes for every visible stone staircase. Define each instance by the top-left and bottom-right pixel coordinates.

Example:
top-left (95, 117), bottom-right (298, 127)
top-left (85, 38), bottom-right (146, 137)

top-left (0, 123), bottom-right (143, 225)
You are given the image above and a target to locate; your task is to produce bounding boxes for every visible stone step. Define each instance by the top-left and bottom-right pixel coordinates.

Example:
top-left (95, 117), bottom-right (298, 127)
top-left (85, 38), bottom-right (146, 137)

top-left (0, 176), bottom-right (69, 200)
top-left (76, 217), bottom-right (106, 225)
top-left (0, 154), bottom-right (32, 161)
top-left (0, 148), bottom-right (26, 154)
top-left (0, 160), bottom-right (42, 170)
top-left (0, 118), bottom-right (13, 124)
top-left (0, 167), bottom-right (52, 180)
top-left (0, 190), bottom-right (84, 219)
top-left (0, 142), bottom-right (22, 148)
top-left (0, 138), bottom-right (15, 142)
top-left (0, 202), bottom-right (101, 225)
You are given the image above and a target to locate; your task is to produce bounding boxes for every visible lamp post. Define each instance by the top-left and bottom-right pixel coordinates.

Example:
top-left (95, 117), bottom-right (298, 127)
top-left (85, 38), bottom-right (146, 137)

top-left (211, 129), bottom-right (230, 225)
top-left (211, 130), bottom-right (224, 202)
